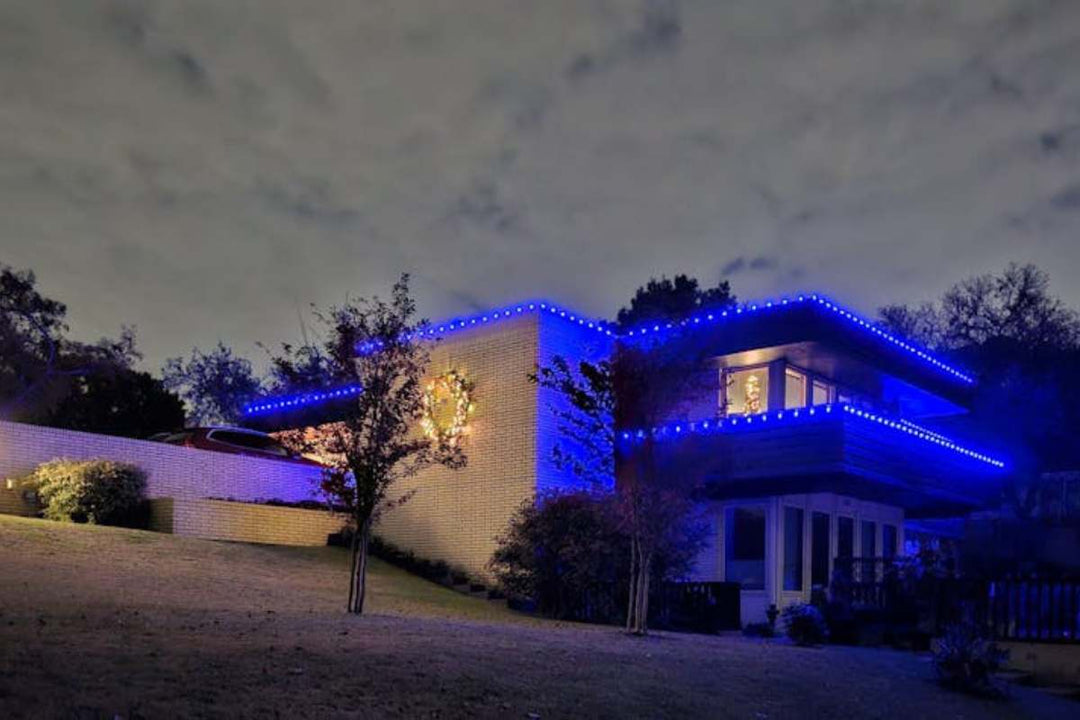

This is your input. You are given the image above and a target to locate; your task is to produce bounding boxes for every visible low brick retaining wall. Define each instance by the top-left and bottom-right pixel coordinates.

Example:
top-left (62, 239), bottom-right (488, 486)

top-left (150, 498), bottom-right (347, 546)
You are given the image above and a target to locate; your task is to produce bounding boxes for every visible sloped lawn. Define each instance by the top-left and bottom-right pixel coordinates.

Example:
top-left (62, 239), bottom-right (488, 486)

top-left (0, 515), bottom-right (1074, 719)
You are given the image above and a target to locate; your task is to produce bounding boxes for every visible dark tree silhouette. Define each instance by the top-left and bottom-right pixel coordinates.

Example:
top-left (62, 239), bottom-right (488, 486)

top-left (616, 274), bottom-right (736, 330)
top-left (2, 264), bottom-right (177, 436)
top-left (163, 342), bottom-right (264, 425)
top-left (879, 263), bottom-right (1080, 511)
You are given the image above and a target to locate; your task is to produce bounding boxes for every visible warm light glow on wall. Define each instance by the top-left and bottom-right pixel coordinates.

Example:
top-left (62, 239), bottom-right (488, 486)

top-left (420, 370), bottom-right (475, 448)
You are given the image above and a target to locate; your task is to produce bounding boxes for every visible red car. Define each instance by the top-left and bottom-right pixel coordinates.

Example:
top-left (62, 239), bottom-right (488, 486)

top-left (151, 427), bottom-right (325, 467)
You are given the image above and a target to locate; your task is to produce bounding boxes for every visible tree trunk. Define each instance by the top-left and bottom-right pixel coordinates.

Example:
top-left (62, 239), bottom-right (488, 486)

top-left (635, 552), bottom-right (653, 635)
top-left (625, 536), bottom-right (639, 632)
top-left (347, 518), bottom-right (372, 614)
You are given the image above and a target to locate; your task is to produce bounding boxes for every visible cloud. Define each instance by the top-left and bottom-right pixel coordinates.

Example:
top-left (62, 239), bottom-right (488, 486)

top-left (1, 0), bottom-right (1079, 371)
top-left (721, 256), bottom-right (781, 276)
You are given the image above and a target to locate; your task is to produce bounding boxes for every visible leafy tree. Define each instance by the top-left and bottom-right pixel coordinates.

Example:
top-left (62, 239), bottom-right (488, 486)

top-left (163, 342), bottom-right (264, 425)
top-left (616, 274), bottom-right (735, 330)
top-left (533, 322), bottom-right (710, 634)
top-left (270, 274), bottom-right (467, 614)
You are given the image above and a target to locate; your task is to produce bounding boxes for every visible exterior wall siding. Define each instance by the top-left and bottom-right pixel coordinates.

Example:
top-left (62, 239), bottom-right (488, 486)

top-left (0, 421), bottom-right (324, 505)
top-left (374, 315), bottom-right (541, 579)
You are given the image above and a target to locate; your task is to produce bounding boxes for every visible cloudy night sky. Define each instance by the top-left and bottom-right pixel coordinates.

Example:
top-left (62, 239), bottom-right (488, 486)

top-left (2, 0), bottom-right (1079, 370)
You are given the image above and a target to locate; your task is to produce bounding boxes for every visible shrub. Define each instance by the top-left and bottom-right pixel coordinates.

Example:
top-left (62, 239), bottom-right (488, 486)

top-left (22, 459), bottom-right (147, 527)
top-left (490, 492), bottom-right (625, 621)
top-left (742, 622), bottom-right (775, 638)
top-left (782, 603), bottom-right (828, 646)
top-left (932, 622), bottom-right (1009, 698)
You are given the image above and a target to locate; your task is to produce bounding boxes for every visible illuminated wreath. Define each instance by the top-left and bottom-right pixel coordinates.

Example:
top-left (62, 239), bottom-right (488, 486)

top-left (420, 370), bottom-right (475, 447)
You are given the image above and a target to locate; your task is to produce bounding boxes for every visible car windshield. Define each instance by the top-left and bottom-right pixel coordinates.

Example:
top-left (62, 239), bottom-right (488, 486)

top-left (208, 430), bottom-right (290, 456)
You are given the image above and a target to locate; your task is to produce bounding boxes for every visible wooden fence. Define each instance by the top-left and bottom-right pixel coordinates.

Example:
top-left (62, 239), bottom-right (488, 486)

top-left (833, 557), bottom-right (1080, 644)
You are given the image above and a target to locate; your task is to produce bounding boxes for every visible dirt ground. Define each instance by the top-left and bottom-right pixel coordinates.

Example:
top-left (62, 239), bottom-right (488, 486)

top-left (0, 516), bottom-right (1075, 719)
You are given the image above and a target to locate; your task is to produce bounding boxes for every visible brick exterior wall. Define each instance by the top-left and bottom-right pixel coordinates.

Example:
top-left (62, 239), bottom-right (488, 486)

top-left (374, 314), bottom-right (541, 579)
top-left (0, 421), bottom-right (324, 506)
top-left (149, 498), bottom-right (346, 546)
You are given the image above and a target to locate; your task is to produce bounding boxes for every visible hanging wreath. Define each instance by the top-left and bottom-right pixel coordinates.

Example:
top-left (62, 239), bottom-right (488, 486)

top-left (420, 370), bottom-right (475, 447)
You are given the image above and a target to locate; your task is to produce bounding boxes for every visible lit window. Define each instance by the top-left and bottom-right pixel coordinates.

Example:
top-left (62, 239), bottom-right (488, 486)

top-left (725, 507), bottom-right (766, 589)
top-left (725, 367), bottom-right (768, 415)
top-left (783, 507), bottom-right (804, 591)
top-left (812, 380), bottom-right (834, 406)
top-left (784, 368), bottom-right (806, 409)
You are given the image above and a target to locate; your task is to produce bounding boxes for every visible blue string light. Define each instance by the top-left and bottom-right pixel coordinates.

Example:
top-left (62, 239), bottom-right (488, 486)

top-left (243, 384), bottom-right (363, 416)
top-left (617, 403), bottom-right (1006, 469)
top-left (404, 301), bottom-right (617, 342)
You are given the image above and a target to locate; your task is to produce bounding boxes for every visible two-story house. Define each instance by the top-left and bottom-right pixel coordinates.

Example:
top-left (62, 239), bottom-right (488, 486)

top-left (244, 294), bottom-right (1007, 622)
top-left (613, 295), bottom-right (1005, 622)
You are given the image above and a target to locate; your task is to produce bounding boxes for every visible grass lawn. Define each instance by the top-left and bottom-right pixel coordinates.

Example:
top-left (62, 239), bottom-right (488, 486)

top-left (0, 516), bottom-right (1075, 719)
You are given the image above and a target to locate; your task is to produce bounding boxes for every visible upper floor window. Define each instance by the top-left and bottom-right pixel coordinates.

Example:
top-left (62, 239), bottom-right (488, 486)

top-left (725, 367), bottom-right (768, 416)
top-left (812, 379), bottom-right (834, 406)
top-left (784, 368), bottom-right (807, 409)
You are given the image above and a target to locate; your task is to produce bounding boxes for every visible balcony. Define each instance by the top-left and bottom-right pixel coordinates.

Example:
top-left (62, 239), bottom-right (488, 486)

top-left (616, 404), bottom-right (1007, 517)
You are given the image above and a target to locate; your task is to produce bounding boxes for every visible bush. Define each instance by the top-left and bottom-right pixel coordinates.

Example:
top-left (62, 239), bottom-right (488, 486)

top-left (932, 622), bottom-right (1009, 698)
top-left (22, 459), bottom-right (147, 527)
top-left (742, 622), bottom-right (775, 638)
top-left (489, 492), bottom-right (625, 621)
top-left (782, 603), bottom-right (828, 646)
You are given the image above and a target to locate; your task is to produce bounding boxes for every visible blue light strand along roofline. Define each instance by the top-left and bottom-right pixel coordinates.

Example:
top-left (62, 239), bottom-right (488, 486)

top-left (620, 294), bottom-right (974, 385)
top-left (404, 300), bottom-right (617, 342)
top-left (618, 403), bottom-right (1006, 469)
top-left (243, 384), bottom-right (363, 417)
top-left (248, 291), bottom-right (976, 416)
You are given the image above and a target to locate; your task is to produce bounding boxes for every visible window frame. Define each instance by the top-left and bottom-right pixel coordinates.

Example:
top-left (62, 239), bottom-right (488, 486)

top-left (724, 505), bottom-right (767, 590)
top-left (782, 506), bottom-right (805, 592)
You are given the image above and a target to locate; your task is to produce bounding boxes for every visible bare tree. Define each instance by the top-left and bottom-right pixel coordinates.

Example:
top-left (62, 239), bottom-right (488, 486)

top-left (271, 275), bottom-right (466, 614)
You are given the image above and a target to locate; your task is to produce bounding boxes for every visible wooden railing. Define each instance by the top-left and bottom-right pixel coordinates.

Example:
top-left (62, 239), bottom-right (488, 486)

top-left (983, 578), bottom-right (1080, 643)
top-left (830, 557), bottom-right (1080, 644)
top-left (573, 581), bottom-right (741, 632)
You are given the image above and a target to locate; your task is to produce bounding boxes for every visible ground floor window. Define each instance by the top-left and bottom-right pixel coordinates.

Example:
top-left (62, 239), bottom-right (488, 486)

top-left (725, 506), bottom-right (766, 590)
top-left (810, 511), bottom-right (830, 587)
top-left (861, 520), bottom-right (876, 558)
top-left (882, 524), bottom-right (898, 558)
top-left (837, 516), bottom-right (854, 559)
top-left (782, 507), bottom-right (804, 591)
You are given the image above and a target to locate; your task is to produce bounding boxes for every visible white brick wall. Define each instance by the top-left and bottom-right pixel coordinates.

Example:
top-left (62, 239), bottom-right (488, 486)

top-left (374, 315), bottom-right (541, 579)
top-left (0, 421), bottom-right (324, 506)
